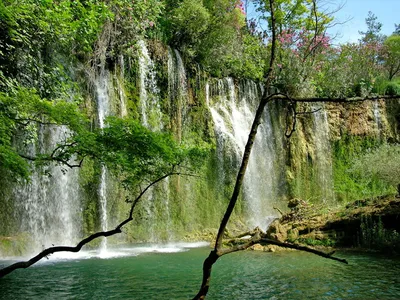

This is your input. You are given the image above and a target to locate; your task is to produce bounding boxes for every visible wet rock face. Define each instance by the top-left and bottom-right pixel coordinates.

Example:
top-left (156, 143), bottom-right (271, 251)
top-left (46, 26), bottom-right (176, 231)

top-left (326, 99), bottom-right (399, 141)
top-left (266, 219), bottom-right (288, 242)
top-left (266, 196), bottom-right (400, 250)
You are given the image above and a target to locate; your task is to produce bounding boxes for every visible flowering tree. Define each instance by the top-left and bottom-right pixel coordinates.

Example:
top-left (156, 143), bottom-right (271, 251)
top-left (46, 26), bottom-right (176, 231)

top-left (275, 28), bottom-right (331, 96)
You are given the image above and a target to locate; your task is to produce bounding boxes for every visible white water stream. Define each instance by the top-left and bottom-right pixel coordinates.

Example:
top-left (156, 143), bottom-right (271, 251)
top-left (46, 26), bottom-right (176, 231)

top-left (138, 40), bottom-right (163, 130)
top-left (312, 104), bottom-right (335, 203)
top-left (95, 67), bottom-right (110, 253)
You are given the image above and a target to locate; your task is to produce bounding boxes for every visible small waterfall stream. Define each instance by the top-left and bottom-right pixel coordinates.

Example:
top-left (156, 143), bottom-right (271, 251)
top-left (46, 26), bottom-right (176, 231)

top-left (168, 48), bottom-right (188, 142)
top-left (373, 100), bottom-right (382, 138)
top-left (117, 55), bottom-right (128, 118)
top-left (312, 104), bottom-right (335, 203)
top-left (95, 67), bottom-right (110, 253)
top-left (138, 40), bottom-right (163, 130)
top-left (137, 41), bottom-right (170, 242)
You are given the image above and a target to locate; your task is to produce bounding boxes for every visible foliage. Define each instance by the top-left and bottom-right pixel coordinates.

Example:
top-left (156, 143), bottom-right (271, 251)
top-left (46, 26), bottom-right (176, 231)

top-left (359, 215), bottom-right (400, 253)
top-left (0, 0), bottom-right (112, 97)
top-left (165, 0), bottom-right (266, 80)
top-left (275, 28), bottom-right (331, 96)
top-left (0, 0), bottom-right (164, 99)
top-left (382, 35), bottom-right (400, 80)
top-left (169, 0), bottom-right (211, 49)
top-left (297, 237), bottom-right (336, 247)
top-left (0, 86), bottom-right (87, 179)
top-left (105, 0), bottom-right (164, 56)
top-left (332, 135), bottom-right (395, 202)
top-left (252, 0), bottom-right (337, 96)
top-left (77, 117), bottom-right (208, 189)
top-left (349, 143), bottom-right (400, 188)
top-left (384, 81), bottom-right (400, 96)
top-left (262, 9), bottom-right (400, 97)
top-left (359, 11), bottom-right (384, 44)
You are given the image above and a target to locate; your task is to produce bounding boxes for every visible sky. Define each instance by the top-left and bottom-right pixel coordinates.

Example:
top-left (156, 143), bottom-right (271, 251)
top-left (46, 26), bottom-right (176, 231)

top-left (327, 0), bottom-right (400, 43)
top-left (246, 0), bottom-right (400, 44)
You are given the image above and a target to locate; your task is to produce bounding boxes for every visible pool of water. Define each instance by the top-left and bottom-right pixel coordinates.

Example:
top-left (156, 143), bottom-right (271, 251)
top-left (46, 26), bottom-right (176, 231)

top-left (1, 244), bottom-right (400, 299)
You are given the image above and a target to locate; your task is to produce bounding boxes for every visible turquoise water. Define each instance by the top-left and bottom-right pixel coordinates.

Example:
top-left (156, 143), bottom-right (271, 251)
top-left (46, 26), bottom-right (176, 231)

top-left (1, 245), bottom-right (400, 299)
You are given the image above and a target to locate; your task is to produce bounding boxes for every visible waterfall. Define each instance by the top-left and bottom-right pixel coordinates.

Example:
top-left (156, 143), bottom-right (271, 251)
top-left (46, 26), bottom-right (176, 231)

top-left (168, 48), bottom-right (188, 141)
top-left (137, 41), bottom-right (172, 242)
top-left (117, 55), bottom-right (128, 118)
top-left (373, 100), bottom-right (382, 137)
top-left (208, 78), bottom-right (279, 230)
top-left (14, 125), bottom-right (81, 254)
top-left (138, 40), bottom-right (163, 130)
top-left (95, 68), bottom-right (110, 252)
top-left (312, 104), bottom-right (335, 203)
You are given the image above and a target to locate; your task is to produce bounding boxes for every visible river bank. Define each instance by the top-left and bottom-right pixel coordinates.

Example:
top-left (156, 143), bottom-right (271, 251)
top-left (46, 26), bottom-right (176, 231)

top-left (265, 195), bottom-right (400, 253)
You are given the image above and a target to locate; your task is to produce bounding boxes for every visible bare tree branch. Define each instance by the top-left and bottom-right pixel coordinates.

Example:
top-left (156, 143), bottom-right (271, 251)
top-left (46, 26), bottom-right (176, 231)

top-left (259, 238), bottom-right (348, 264)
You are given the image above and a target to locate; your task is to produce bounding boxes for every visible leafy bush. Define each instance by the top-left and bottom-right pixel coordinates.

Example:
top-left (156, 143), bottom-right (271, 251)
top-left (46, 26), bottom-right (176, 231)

top-left (169, 0), bottom-right (210, 48)
top-left (332, 136), bottom-right (395, 202)
top-left (385, 82), bottom-right (400, 96)
top-left (359, 215), bottom-right (400, 253)
top-left (165, 0), bottom-right (265, 80)
top-left (297, 237), bottom-right (336, 247)
top-left (349, 143), bottom-right (400, 188)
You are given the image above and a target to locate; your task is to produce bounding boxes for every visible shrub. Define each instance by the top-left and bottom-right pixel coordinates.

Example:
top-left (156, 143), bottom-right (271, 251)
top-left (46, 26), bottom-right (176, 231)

top-left (359, 215), bottom-right (400, 252)
top-left (349, 143), bottom-right (400, 188)
top-left (385, 82), bottom-right (400, 96)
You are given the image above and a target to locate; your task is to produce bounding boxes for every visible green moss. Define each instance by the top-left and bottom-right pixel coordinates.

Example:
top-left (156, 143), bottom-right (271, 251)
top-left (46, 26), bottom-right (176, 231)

top-left (0, 233), bottom-right (31, 256)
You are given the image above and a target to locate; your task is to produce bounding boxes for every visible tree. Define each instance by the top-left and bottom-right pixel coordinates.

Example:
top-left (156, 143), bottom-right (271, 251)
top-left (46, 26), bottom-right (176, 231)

top-left (359, 11), bottom-right (384, 44)
top-left (394, 23), bottom-right (400, 35)
top-left (383, 35), bottom-right (400, 80)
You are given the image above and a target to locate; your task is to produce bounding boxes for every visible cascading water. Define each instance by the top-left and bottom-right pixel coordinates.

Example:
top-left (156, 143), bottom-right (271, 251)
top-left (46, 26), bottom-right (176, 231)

top-left (137, 41), bottom-right (170, 242)
top-left (373, 100), bottom-right (382, 137)
top-left (14, 125), bottom-right (81, 254)
top-left (117, 55), bottom-right (128, 118)
top-left (312, 104), bottom-right (335, 203)
top-left (138, 40), bottom-right (163, 130)
top-left (208, 78), bottom-right (280, 230)
top-left (94, 68), bottom-right (110, 253)
top-left (168, 48), bottom-right (188, 142)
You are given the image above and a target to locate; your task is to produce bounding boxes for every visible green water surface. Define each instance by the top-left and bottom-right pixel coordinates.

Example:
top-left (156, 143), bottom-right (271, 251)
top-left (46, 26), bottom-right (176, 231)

top-left (1, 246), bottom-right (400, 299)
